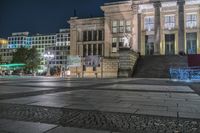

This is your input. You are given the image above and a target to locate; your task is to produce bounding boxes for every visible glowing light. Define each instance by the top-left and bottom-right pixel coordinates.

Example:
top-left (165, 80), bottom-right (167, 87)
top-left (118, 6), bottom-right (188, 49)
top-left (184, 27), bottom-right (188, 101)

top-left (0, 63), bottom-right (26, 67)
top-left (169, 66), bottom-right (200, 81)
top-left (0, 39), bottom-right (8, 45)
top-left (44, 52), bottom-right (54, 59)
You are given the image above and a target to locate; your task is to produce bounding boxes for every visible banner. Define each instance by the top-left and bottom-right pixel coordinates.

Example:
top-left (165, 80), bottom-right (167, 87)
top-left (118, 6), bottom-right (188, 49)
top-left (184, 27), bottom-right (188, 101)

top-left (84, 55), bottom-right (101, 67)
top-left (67, 55), bottom-right (81, 67)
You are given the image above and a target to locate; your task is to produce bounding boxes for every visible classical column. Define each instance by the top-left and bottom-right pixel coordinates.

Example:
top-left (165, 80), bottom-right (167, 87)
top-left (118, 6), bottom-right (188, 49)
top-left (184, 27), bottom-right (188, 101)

top-left (153, 1), bottom-right (161, 55)
top-left (132, 4), bottom-right (141, 53)
top-left (177, 0), bottom-right (185, 53)
top-left (138, 13), bottom-right (142, 54)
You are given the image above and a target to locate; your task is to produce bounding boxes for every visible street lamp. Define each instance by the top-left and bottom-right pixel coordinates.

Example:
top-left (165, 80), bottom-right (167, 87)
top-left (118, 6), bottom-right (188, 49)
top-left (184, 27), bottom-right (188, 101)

top-left (44, 51), bottom-right (54, 76)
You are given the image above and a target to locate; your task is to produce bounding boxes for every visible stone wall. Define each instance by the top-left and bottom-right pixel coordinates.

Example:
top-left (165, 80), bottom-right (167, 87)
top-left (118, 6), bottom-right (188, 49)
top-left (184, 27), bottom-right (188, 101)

top-left (102, 57), bottom-right (118, 78)
top-left (118, 49), bottom-right (139, 77)
top-left (69, 57), bottom-right (119, 78)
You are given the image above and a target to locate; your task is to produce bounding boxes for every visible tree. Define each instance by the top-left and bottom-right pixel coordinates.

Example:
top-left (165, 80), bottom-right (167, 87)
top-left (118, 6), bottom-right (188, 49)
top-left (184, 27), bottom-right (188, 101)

top-left (12, 47), bottom-right (41, 73)
top-left (26, 47), bottom-right (41, 72)
top-left (12, 47), bottom-right (28, 64)
top-left (0, 55), bottom-right (2, 63)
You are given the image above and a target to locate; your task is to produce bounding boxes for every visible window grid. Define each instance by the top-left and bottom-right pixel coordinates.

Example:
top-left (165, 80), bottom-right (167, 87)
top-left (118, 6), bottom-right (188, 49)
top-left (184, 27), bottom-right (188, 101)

top-left (164, 15), bottom-right (175, 30)
top-left (144, 16), bottom-right (154, 31)
top-left (186, 14), bottom-right (197, 28)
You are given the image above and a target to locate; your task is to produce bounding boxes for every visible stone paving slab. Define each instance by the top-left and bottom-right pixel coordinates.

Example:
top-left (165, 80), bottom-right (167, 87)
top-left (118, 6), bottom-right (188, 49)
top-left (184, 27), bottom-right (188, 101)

top-left (135, 109), bottom-right (177, 118)
top-left (0, 86), bottom-right (54, 94)
top-left (0, 98), bottom-right (38, 104)
top-left (0, 78), bottom-right (199, 121)
top-left (0, 119), bottom-right (56, 133)
top-left (1, 89), bottom-right (200, 119)
top-left (97, 84), bottom-right (194, 92)
top-left (30, 101), bottom-right (71, 108)
top-left (0, 90), bottom-right (200, 118)
top-left (47, 126), bottom-right (110, 133)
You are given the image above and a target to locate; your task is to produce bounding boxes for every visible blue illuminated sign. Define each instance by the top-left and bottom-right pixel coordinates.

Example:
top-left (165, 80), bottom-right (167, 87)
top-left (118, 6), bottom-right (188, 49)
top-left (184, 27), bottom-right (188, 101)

top-left (169, 66), bottom-right (200, 81)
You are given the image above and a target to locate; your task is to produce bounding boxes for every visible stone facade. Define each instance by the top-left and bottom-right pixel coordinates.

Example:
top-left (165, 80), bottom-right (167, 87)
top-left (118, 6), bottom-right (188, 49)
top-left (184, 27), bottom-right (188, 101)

top-left (68, 57), bottom-right (118, 78)
top-left (118, 49), bottom-right (139, 77)
top-left (68, 0), bottom-right (200, 78)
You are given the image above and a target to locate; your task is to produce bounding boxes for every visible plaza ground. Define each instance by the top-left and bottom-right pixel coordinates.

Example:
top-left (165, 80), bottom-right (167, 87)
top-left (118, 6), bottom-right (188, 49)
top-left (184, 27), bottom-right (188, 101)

top-left (0, 77), bottom-right (199, 133)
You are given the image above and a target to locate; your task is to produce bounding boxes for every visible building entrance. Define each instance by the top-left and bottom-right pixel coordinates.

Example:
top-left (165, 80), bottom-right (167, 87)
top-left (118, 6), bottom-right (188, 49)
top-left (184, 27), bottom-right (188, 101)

top-left (165, 34), bottom-right (175, 55)
top-left (187, 33), bottom-right (197, 54)
top-left (145, 35), bottom-right (154, 55)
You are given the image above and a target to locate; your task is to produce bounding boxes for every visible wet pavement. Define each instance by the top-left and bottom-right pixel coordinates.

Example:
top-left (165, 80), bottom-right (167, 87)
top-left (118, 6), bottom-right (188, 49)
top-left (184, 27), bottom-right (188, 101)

top-left (0, 77), bottom-right (199, 133)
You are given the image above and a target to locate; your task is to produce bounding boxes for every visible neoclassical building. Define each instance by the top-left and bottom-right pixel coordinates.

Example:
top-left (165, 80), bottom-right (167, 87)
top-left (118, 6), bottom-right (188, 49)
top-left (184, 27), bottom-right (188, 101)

top-left (68, 0), bottom-right (200, 77)
top-left (69, 0), bottom-right (200, 56)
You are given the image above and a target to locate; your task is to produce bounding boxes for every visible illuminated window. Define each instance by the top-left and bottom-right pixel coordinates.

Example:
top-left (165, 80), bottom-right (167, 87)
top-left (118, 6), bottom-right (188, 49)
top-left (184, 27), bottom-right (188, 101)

top-left (119, 20), bottom-right (125, 33)
top-left (144, 16), bottom-right (154, 31)
top-left (186, 13), bottom-right (197, 28)
top-left (112, 21), bottom-right (118, 33)
top-left (126, 20), bottom-right (132, 32)
top-left (164, 15), bottom-right (175, 30)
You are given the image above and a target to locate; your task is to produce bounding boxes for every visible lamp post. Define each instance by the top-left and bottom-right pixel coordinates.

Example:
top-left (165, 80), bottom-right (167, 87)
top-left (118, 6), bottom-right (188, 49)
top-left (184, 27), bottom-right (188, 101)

top-left (44, 52), bottom-right (54, 76)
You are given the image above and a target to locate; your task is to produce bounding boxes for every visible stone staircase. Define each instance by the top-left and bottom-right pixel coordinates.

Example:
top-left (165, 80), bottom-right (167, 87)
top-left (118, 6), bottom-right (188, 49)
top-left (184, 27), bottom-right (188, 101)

top-left (133, 55), bottom-right (188, 78)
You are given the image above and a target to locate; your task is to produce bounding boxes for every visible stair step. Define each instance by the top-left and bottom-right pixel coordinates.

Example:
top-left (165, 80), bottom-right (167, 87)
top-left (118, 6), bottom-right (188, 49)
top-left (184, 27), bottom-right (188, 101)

top-left (133, 55), bottom-right (188, 78)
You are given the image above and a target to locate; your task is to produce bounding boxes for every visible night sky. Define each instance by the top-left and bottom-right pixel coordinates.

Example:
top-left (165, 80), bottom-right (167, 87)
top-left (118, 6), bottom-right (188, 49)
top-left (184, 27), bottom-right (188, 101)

top-left (0, 0), bottom-right (125, 38)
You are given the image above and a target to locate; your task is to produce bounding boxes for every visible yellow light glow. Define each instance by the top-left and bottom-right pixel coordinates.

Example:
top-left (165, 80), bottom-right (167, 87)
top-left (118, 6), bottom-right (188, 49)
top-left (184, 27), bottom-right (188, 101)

top-left (0, 39), bottom-right (8, 45)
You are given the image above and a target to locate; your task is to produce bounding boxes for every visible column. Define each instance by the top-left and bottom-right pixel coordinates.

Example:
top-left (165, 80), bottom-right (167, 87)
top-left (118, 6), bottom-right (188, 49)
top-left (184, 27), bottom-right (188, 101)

top-left (177, 0), bottom-right (185, 53)
top-left (104, 17), bottom-right (111, 57)
top-left (132, 4), bottom-right (141, 52)
top-left (153, 1), bottom-right (161, 55)
top-left (138, 13), bottom-right (142, 54)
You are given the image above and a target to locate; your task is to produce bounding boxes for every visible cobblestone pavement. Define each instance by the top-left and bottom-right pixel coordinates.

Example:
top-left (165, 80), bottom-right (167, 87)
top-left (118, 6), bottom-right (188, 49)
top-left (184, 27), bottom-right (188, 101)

top-left (0, 77), bottom-right (199, 133)
top-left (0, 103), bottom-right (199, 133)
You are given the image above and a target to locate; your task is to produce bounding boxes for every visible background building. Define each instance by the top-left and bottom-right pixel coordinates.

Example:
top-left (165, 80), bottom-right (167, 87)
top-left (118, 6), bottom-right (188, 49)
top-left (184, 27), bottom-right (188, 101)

top-left (0, 38), bottom-right (13, 64)
top-left (8, 32), bottom-right (31, 49)
top-left (31, 33), bottom-right (56, 72)
top-left (0, 38), bottom-right (8, 48)
top-left (69, 0), bottom-right (200, 78)
top-left (0, 29), bottom-right (70, 73)
top-left (46, 29), bottom-right (70, 76)
top-left (0, 38), bottom-right (9, 63)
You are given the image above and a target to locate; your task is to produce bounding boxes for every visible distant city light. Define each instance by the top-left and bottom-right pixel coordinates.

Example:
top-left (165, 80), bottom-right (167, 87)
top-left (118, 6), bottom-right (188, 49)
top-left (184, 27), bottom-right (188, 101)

top-left (0, 63), bottom-right (26, 67)
top-left (44, 52), bottom-right (54, 59)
